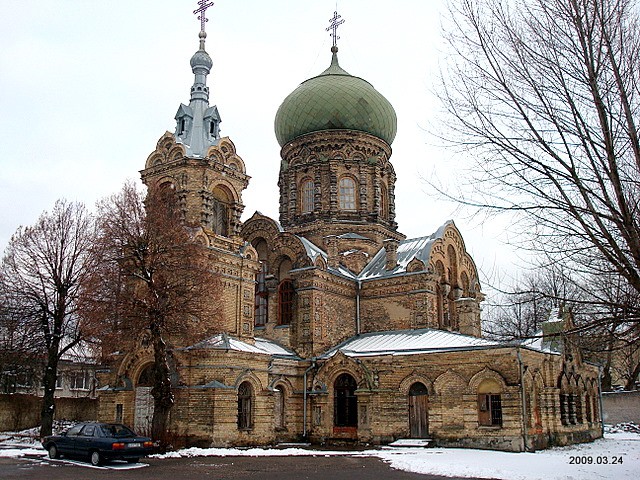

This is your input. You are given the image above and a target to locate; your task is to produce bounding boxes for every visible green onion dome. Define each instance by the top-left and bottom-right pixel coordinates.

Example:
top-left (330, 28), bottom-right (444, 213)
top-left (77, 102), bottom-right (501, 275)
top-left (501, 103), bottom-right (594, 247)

top-left (274, 47), bottom-right (397, 147)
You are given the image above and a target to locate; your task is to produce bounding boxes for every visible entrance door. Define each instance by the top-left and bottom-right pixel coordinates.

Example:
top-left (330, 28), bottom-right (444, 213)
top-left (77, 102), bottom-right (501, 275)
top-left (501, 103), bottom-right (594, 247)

top-left (134, 386), bottom-right (154, 433)
top-left (408, 382), bottom-right (429, 438)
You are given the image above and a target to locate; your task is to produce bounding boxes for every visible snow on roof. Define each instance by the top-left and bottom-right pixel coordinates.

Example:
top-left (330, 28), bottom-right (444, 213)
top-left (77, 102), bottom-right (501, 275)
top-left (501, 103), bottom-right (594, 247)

top-left (321, 328), bottom-right (503, 358)
top-left (298, 236), bottom-right (326, 264)
top-left (519, 335), bottom-right (559, 354)
top-left (182, 333), bottom-right (298, 358)
top-left (359, 221), bottom-right (454, 280)
top-left (296, 235), bottom-right (357, 279)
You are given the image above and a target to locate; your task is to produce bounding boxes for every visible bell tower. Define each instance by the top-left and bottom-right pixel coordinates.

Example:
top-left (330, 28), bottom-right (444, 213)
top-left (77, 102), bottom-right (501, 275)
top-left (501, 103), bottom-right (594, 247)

top-left (140, 1), bottom-right (250, 248)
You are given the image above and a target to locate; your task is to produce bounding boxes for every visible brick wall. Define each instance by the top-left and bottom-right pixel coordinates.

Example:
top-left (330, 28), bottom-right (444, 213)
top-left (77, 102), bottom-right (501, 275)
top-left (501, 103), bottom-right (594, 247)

top-left (0, 394), bottom-right (97, 431)
top-left (602, 391), bottom-right (640, 424)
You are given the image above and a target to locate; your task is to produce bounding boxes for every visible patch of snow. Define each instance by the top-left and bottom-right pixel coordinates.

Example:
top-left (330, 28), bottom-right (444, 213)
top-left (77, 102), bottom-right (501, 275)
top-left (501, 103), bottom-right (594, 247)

top-left (388, 439), bottom-right (431, 447)
top-left (0, 447), bottom-right (46, 458)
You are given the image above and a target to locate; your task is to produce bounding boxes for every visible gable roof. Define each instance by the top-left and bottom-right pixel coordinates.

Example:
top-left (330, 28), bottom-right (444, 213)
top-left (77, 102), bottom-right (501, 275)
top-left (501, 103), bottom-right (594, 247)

top-left (358, 221), bottom-right (454, 280)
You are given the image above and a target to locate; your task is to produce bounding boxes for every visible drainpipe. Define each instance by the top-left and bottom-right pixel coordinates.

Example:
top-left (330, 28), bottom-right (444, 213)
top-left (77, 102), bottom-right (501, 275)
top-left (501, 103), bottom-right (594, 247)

top-left (517, 349), bottom-right (530, 452)
top-left (302, 358), bottom-right (317, 439)
top-left (597, 365), bottom-right (605, 437)
top-left (356, 279), bottom-right (362, 334)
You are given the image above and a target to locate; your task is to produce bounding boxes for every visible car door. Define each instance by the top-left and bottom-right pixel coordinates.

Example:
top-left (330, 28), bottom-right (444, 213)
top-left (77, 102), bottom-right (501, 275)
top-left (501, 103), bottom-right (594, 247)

top-left (75, 424), bottom-right (96, 458)
top-left (58, 424), bottom-right (83, 456)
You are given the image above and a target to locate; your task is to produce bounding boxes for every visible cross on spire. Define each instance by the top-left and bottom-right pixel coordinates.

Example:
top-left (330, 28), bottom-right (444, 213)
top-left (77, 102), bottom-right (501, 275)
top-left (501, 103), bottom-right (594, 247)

top-left (326, 11), bottom-right (345, 48)
top-left (193, 0), bottom-right (215, 33)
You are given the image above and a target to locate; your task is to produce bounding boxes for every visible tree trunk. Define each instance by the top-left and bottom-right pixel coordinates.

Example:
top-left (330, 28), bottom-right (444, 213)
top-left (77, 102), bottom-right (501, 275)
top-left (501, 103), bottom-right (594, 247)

top-left (39, 350), bottom-right (58, 438)
top-left (150, 324), bottom-right (174, 447)
top-left (625, 360), bottom-right (640, 391)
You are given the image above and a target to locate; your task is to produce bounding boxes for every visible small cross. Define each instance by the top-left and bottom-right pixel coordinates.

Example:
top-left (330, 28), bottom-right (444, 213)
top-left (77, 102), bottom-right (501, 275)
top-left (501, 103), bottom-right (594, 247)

top-left (326, 11), bottom-right (345, 48)
top-left (193, 0), bottom-right (215, 33)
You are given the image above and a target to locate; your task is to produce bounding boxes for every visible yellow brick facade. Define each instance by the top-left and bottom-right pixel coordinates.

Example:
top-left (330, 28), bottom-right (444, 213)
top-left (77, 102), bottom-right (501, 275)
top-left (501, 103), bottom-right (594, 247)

top-left (96, 27), bottom-right (602, 452)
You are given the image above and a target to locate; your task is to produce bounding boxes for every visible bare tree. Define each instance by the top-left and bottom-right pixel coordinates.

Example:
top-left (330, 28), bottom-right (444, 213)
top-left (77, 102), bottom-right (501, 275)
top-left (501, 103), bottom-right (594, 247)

top-left (81, 181), bottom-right (221, 442)
top-left (438, 0), bottom-right (640, 327)
top-left (0, 290), bottom-right (43, 393)
top-left (0, 200), bottom-right (96, 436)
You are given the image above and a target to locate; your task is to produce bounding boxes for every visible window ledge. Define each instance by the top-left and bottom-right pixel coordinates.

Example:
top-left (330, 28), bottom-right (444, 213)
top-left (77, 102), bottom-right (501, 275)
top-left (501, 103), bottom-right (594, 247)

top-left (275, 324), bottom-right (290, 329)
top-left (478, 425), bottom-right (502, 430)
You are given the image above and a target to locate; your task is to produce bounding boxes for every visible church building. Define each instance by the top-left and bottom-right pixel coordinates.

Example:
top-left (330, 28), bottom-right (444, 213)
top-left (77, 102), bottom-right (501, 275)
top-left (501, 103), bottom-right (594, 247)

top-left (96, 6), bottom-right (603, 452)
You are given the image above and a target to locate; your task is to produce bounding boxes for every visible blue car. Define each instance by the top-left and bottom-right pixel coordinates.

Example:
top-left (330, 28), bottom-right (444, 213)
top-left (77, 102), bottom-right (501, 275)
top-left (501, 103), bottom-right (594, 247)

top-left (42, 422), bottom-right (154, 466)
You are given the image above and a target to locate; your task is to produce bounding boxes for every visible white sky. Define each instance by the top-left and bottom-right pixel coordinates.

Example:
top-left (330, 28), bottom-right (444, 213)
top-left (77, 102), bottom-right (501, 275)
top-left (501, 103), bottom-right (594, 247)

top-left (0, 0), bottom-right (523, 292)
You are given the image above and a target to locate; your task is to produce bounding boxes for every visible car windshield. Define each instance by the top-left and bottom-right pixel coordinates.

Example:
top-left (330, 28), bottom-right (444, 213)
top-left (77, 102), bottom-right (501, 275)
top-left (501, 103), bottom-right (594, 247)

top-left (100, 424), bottom-right (137, 438)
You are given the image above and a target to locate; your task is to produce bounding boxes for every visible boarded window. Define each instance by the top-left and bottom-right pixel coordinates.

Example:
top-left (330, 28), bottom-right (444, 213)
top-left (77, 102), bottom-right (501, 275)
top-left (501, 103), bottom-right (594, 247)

top-left (274, 386), bottom-right (285, 429)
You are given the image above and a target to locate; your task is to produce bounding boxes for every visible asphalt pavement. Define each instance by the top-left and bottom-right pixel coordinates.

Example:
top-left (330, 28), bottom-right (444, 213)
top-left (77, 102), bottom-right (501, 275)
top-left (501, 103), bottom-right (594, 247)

top-left (0, 453), bottom-right (493, 480)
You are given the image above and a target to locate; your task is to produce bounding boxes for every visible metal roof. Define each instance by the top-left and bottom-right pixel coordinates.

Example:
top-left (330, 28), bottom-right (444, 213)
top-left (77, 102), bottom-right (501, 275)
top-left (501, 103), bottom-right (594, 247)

top-left (182, 333), bottom-right (298, 358)
top-left (359, 221), bottom-right (453, 280)
top-left (321, 328), bottom-right (503, 358)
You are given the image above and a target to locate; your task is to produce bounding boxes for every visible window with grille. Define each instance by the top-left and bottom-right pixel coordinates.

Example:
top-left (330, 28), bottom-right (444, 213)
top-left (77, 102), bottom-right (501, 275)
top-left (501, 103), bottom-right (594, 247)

top-left (339, 177), bottom-right (356, 211)
top-left (278, 280), bottom-right (294, 325)
top-left (301, 179), bottom-right (314, 213)
top-left (478, 393), bottom-right (502, 427)
top-left (237, 382), bottom-right (253, 430)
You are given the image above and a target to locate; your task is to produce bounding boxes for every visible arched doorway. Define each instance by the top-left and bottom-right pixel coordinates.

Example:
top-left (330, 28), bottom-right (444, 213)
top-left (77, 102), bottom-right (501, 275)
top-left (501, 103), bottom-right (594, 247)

top-left (134, 365), bottom-right (154, 434)
top-left (334, 373), bottom-right (358, 429)
top-left (408, 382), bottom-right (429, 438)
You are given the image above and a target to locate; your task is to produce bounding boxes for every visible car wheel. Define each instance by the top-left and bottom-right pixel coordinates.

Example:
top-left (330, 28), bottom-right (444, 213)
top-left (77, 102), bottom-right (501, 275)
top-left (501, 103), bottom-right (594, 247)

top-left (90, 450), bottom-right (102, 466)
top-left (47, 444), bottom-right (59, 459)
top-left (127, 458), bottom-right (140, 464)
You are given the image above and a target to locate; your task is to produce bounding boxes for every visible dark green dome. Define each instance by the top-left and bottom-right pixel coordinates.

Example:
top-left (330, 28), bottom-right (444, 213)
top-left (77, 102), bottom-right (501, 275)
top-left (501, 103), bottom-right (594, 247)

top-left (274, 49), bottom-right (397, 147)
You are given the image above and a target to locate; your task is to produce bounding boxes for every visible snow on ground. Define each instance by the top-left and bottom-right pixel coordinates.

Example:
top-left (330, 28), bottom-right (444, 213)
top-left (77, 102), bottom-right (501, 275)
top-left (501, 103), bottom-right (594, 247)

top-left (1, 424), bottom-right (638, 479)
top-left (373, 432), bottom-right (639, 480)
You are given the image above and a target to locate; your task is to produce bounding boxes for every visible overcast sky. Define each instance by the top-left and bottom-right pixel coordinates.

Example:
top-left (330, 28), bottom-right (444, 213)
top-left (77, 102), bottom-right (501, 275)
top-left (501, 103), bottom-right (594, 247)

top-left (0, 0), bottom-right (523, 290)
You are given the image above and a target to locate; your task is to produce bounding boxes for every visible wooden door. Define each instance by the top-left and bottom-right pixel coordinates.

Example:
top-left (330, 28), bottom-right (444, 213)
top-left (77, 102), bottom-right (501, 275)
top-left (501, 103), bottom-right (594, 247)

top-left (408, 382), bottom-right (429, 438)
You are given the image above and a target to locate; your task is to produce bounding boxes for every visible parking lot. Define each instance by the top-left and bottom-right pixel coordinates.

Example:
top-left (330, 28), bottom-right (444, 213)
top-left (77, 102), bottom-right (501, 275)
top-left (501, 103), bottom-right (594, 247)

top-left (0, 454), bottom-right (465, 480)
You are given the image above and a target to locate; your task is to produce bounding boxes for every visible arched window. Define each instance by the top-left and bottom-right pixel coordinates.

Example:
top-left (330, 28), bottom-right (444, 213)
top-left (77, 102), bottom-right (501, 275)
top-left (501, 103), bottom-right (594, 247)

top-left (137, 364), bottom-right (154, 387)
top-left (334, 373), bottom-right (358, 427)
top-left (254, 263), bottom-right (268, 327)
top-left (278, 280), bottom-right (295, 325)
top-left (379, 183), bottom-right (389, 219)
top-left (300, 179), bottom-right (314, 213)
top-left (211, 186), bottom-right (230, 236)
top-left (339, 177), bottom-right (356, 211)
top-left (585, 392), bottom-right (592, 423)
top-left (477, 379), bottom-right (502, 427)
top-left (237, 381), bottom-right (253, 430)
